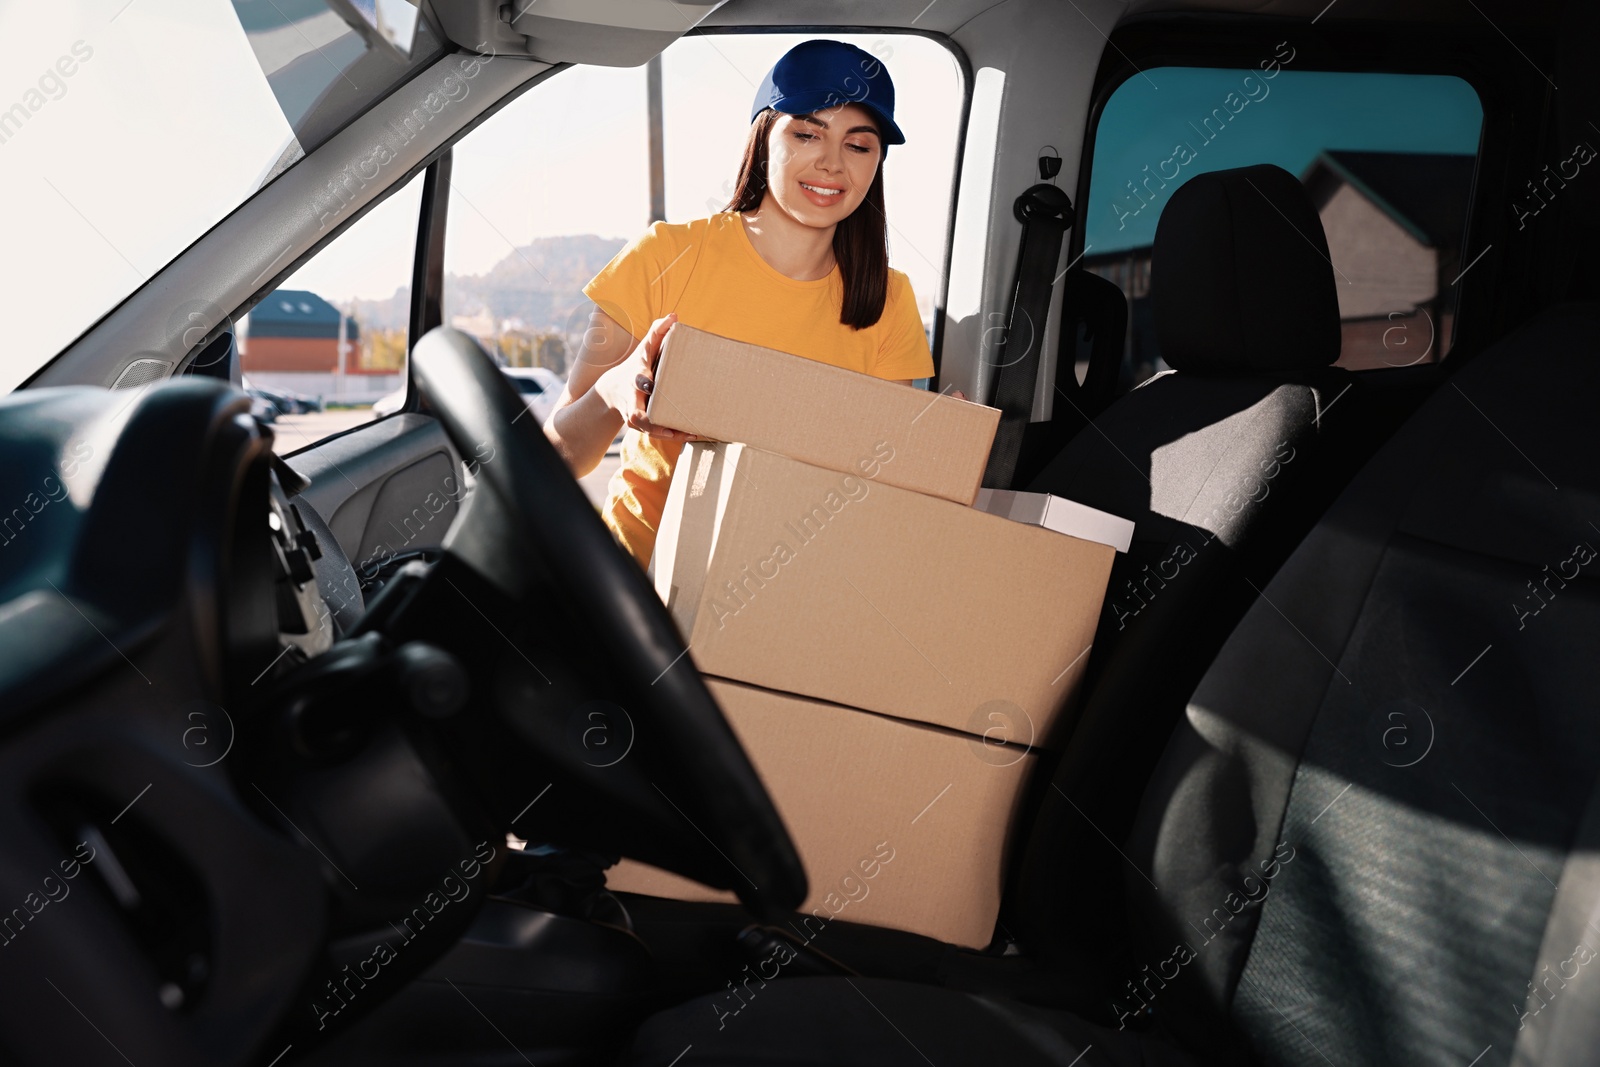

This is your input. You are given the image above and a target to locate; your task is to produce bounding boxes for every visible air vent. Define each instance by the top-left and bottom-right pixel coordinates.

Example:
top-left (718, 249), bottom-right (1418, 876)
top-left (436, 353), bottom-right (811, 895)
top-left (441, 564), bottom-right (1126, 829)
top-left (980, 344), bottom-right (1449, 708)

top-left (110, 359), bottom-right (173, 390)
top-left (29, 783), bottom-right (214, 1012)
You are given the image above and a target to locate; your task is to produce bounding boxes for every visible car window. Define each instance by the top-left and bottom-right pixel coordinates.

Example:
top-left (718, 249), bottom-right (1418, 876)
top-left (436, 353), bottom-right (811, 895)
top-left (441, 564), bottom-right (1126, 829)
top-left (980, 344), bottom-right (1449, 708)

top-left (2, 1), bottom-right (444, 393)
top-left (241, 172), bottom-right (423, 455)
top-left (1085, 63), bottom-right (1484, 380)
top-left (440, 31), bottom-right (963, 504)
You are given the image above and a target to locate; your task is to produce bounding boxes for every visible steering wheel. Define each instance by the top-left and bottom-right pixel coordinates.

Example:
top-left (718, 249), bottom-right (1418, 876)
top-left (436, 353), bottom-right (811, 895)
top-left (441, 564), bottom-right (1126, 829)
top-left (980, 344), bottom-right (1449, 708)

top-left (408, 326), bottom-right (805, 916)
top-left (0, 349), bottom-right (800, 1066)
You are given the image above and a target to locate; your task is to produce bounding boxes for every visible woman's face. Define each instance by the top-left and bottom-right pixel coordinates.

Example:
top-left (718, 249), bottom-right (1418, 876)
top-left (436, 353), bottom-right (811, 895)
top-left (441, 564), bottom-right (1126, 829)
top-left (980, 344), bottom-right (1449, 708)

top-left (763, 103), bottom-right (883, 229)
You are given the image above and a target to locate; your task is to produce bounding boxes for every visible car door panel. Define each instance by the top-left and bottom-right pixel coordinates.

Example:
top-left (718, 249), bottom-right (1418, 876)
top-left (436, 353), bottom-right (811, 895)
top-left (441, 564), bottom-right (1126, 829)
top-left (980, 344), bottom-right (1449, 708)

top-left (286, 413), bottom-right (463, 571)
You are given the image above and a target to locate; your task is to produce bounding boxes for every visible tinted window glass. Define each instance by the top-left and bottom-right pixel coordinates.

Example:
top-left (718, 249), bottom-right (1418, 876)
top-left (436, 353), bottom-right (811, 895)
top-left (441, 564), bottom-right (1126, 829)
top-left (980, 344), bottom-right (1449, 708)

top-left (1087, 64), bottom-right (1483, 380)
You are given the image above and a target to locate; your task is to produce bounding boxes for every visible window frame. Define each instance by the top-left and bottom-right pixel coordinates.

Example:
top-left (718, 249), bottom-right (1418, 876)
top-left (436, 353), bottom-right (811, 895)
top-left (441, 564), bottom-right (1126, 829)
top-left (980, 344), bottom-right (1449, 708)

top-left (251, 62), bottom-right (578, 452)
top-left (243, 158), bottom-right (433, 456)
top-left (687, 26), bottom-right (974, 376)
top-left (400, 149), bottom-right (451, 414)
top-left (264, 25), bottom-right (974, 454)
top-left (428, 28), bottom-right (972, 390)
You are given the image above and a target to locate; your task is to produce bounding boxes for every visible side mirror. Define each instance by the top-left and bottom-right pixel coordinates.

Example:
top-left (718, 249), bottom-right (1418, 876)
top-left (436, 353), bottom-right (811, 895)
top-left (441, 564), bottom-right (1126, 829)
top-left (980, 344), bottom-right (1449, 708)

top-left (182, 328), bottom-right (242, 388)
top-left (328, 0), bottom-right (421, 59)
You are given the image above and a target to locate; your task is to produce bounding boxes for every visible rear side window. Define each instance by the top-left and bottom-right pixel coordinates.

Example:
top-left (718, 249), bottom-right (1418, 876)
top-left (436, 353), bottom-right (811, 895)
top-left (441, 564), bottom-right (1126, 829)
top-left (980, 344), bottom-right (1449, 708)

top-left (1085, 61), bottom-right (1483, 379)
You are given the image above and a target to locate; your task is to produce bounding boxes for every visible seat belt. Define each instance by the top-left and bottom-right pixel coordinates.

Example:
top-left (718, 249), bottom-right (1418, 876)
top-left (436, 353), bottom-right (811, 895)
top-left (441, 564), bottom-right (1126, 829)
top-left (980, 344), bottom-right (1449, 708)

top-left (982, 158), bottom-right (1074, 490)
top-left (1008, 269), bottom-right (1130, 489)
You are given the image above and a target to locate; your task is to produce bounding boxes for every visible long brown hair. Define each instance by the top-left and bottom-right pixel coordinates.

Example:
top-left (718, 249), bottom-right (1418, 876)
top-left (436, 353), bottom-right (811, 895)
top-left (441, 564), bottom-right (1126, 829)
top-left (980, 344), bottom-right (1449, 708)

top-left (724, 108), bottom-right (890, 330)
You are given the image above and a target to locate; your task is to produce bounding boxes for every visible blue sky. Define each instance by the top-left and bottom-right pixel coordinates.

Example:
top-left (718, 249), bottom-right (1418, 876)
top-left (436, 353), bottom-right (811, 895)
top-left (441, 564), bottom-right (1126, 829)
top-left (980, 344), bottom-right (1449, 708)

top-left (1086, 68), bottom-right (1485, 253)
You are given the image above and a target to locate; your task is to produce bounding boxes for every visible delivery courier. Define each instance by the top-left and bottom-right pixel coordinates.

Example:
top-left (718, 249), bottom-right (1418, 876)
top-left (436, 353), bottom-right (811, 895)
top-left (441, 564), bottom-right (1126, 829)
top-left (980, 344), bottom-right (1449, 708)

top-left (534, 36), bottom-right (1135, 952)
top-left (540, 38), bottom-right (963, 572)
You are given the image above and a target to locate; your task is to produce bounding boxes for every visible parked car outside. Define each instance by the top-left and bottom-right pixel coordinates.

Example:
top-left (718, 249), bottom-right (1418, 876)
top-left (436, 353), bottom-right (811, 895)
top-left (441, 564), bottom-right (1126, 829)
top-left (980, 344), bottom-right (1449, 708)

top-left (501, 365), bottom-right (563, 426)
top-left (372, 365), bottom-right (561, 421)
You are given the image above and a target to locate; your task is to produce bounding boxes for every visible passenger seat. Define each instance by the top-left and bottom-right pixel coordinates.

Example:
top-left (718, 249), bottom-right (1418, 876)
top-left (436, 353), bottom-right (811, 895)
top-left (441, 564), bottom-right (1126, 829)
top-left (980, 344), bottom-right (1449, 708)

top-left (1015, 164), bottom-right (1371, 962)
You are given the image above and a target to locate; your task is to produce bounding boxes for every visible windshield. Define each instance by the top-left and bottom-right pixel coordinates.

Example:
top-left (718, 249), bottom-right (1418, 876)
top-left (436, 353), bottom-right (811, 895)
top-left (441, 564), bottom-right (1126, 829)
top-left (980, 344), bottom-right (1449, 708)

top-left (0, 0), bottom-right (444, 393)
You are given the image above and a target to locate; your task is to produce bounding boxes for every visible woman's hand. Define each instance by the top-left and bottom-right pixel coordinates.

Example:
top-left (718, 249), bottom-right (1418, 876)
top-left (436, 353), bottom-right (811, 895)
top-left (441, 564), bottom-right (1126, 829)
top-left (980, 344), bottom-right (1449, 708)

top-left (592, 313), bottom-right (696, 441)
top-left (546, 308), bottom-right (694, 477)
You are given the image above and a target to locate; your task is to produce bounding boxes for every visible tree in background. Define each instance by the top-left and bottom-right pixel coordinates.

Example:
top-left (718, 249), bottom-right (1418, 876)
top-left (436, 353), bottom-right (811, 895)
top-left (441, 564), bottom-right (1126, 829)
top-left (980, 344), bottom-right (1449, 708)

top-left (534, 333), bottom-right (569, 376)
top-left (492, 329), bottom-right (568, 376)
top-left (363, 329), bottom-right (407, 371)
top-left (499, 330), bottom-right (536, 368)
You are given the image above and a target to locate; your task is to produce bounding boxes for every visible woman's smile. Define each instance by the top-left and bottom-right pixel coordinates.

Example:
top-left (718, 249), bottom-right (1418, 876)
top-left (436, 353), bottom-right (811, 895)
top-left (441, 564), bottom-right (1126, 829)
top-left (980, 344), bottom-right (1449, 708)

top-left (798, 180), bottom-right (846, 205)
top-left (762, 104), bottom-right (882, 229)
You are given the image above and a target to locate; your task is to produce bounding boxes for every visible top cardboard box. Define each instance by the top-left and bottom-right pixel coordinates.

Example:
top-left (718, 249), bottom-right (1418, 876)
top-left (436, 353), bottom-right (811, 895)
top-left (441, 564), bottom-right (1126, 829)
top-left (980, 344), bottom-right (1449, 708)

top-left (646, 325), bottom-right (1000, 506)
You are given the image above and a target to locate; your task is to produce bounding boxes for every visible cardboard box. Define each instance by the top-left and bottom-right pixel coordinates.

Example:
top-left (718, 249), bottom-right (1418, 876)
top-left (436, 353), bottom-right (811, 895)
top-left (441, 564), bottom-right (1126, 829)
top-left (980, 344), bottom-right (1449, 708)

top-left (653, 442), bottom-right (1131, 740)
top-left (974, 489), bottom-right (1135, 552)
top-left (647, 325), bottom-right (1000, 506)
top-left (606, 678), bottom-right (1036, 948)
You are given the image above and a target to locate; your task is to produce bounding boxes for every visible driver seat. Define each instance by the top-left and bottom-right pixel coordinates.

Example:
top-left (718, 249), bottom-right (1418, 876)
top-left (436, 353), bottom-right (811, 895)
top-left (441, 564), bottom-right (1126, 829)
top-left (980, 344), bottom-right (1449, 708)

top-left (623, 287), bottom-right (1600, 1062)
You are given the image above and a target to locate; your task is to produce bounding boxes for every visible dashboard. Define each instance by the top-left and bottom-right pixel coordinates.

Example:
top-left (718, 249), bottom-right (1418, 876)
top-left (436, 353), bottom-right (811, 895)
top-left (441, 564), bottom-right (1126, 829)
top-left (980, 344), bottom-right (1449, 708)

top-left (0, 377), bottom-right (340, 1064)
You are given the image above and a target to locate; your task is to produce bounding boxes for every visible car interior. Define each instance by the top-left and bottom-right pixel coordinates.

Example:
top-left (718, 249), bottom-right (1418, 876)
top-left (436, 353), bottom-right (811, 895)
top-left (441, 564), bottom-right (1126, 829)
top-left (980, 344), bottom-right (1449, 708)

top-left (3, 0), bottom-right (1598, 1064)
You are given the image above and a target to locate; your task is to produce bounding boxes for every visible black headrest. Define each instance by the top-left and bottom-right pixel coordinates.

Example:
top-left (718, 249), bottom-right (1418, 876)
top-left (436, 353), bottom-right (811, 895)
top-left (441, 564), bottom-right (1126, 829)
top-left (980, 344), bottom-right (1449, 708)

top-left (1152, 164), bottom-right (1341, 375)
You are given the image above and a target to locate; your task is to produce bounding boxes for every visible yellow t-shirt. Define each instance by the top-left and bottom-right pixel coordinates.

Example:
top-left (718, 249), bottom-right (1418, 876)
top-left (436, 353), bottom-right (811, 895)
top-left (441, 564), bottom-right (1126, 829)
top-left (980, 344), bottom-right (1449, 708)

top-left (582, 211), bottom-right (935, 568)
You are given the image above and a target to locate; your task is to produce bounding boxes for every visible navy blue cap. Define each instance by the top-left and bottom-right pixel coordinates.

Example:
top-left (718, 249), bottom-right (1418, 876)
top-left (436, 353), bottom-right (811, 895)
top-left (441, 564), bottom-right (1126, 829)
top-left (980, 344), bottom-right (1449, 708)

top-left (750, 40), bottom-right (905, 147)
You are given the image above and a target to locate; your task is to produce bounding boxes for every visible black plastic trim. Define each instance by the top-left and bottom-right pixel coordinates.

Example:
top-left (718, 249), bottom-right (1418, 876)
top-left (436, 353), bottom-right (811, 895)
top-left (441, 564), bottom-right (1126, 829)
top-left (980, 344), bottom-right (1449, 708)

top-left (405, 151), bottom-right (454, 416)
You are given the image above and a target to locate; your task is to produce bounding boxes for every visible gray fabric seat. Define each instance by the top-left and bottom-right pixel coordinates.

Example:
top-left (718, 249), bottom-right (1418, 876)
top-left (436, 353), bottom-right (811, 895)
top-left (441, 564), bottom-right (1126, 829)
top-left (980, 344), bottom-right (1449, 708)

top-left (1027, 165), bottom-right (1349, 698)
top-left (1124, 300), bottom-right (1600, 1063)
top-left (626, 288), bottom-right (1600, 1063)
top-left (1015, 165), bottom-right (1374, 964)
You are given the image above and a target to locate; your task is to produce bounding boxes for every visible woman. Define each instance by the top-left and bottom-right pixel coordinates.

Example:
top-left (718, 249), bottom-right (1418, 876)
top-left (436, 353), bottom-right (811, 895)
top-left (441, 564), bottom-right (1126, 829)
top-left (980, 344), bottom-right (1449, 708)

top-left (545, 40), bottom-right (935, 568)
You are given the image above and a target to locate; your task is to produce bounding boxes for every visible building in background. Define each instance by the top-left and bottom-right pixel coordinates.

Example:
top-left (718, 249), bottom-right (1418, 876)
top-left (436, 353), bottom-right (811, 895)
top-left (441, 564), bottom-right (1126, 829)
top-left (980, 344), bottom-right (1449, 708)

top-left (242, 289), bottom-right (351, 372)
top-left (449, 309), bottom-right (497, 343)
top-left (1082, 245), bottom-right (1156, 391)
top-left (241, 288), bottom-right (401, 404)
top-left (1300, 150), bottom-right (1474, 369)
top-left (448, 310), bottom-right (571, 376)
top-left (1086, 150), bottom-right (1475, 381)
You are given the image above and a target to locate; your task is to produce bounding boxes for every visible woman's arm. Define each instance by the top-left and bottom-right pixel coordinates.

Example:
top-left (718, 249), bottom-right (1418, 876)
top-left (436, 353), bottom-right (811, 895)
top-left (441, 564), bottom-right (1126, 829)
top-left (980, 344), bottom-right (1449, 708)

top-left (544, 310), bottom-right (693, 477)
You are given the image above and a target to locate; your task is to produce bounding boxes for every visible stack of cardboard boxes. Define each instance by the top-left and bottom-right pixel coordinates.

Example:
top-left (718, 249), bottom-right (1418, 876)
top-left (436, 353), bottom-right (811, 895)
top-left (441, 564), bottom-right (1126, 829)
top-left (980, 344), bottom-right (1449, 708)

top-left (606, 326), bottom-right (1133, 949)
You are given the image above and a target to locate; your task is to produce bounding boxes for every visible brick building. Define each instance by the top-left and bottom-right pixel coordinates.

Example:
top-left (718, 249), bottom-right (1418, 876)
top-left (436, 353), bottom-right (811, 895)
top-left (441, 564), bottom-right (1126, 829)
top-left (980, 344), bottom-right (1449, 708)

top-left (242, 288), bottom-right (399, 403)
top-left (1300, 150), bottom-right (1474, 369)
top-left (243, 289), bottom-right (354, 372)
